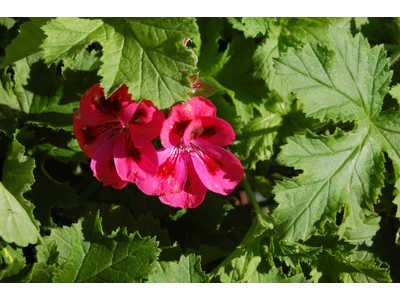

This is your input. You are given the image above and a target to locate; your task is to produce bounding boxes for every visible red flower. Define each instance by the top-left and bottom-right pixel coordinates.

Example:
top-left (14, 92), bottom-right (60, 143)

top-left (137, 97), bottom-right (243, 208)
top-left (73, 84), bottom-right (164, 188)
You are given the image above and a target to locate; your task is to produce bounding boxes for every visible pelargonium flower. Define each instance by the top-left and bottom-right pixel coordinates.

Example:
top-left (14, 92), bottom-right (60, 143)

top-left (137, 96), bottom-right (244, 209)
top-left (73, 83), bottom-right (164, 189)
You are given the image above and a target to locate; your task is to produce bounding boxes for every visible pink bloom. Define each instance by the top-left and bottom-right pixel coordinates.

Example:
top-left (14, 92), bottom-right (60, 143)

top-left (73, 83), bottom-right (164, 189)
top-left (137, 97), bottom-right (244, 209)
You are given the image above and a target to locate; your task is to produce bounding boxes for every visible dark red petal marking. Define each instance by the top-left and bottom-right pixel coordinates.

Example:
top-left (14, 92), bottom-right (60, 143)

top-left (81, 124), bottom-right (115, 146)
top-left (130, 99), bottom-right (160, 125)
top-left (191, 142), bottom-right (243, 195)
top-left (157, 156), bottom-right (177, 178)
top-left (93, 95), bottom-right (122, 117)
top-left (191, 125), bottom-right (217, 140)
top-left (113, 131), bottom-right (158, 183)
top-left (160, 97), bottom-right (216, 148)
top-left (158, 157), bottom-right (207, 209)
top-left (130, 107), bottom-right (147, 124)
top-left (171, 119), bottom-right (191, 138)
top-left (136, 147), bottom-right (188, 197)
top-left (204, 155), bottom-right (224, 176)
top-left (126, 136), bottom-right (142, 163)
top-left (127, 100), bottom-right (165, 147)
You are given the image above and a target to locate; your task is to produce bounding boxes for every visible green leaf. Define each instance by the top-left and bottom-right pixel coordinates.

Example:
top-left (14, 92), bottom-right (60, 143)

top-left (100, 205), bottom-right (171, 248)
top-left (340, 260), bottom-right (391, 283)
top-left (214, 33), bottom-right (270, 123)
top-left (261, 236), bottom-right (322, 272)
top-left (271, 26), bottom-right (397, 242)
top-left (37, 211), bottom-right (161, 282)
top-left (196, 18), bottom-right (229, 77)
top-left (210, 214), bottom-right (273, 283)
top-left (0, 56), bottom-right (76, 131)
top-left (99, 17), bottom-right (198, 108)
top-left (22, 262), bottom-right (57, 283)
top-left (0, 259), bottom-right (30, 282)
top-left (41, 18), bottom-right (106, 64)
top-left (248, 265), bottom-right (308, 283)
top-left (0, 241), bottom-right (24, 265)
top-left (305, 227), bottom-right (390, 282)
top-left (62, 48), bottom-right (102, 72)
top-left (284, 17), bottom-right (332, 45)
top-left (274, 26), bottom-right (392, 122)
top-left (390, 83), bottom-right (400, 105)
top-left (310, 251), bottom-right (390, 283)
top-left (0, 183), bottom-right (39, 247)
top-left (227, 17), bottom-right (275, 38)
top-left (272, 128), bottom-right (384, 241)
top-left (98, 204), bottom-right (138, 235)
top-left (31, 129), bottom-right (88, 163)
top-left (0, 18), bottom-right (52, 69)
top-left (147, 253), bottom-right (209, 283)
top-left (0, 17), bottom-right (17, 30)
top-left (1, 46), bottom-right (100, 134)
top-left (30, 159), bottom-right (79, 227)
top-left (41, 17), bottom-right (198, 109)
top-left (253, 17), bottom-right (331, 100)
top-left (253, 23), bottom-right (291, 100)
top-left (191, 244), bottom-right (230, 268)
top-left (133, 212), bottom-right (171, 248)
top-left (230, 109), bottom-right (282, 169)
top-left (2, 139), bottom-right (36, 202)
top-left (0, 139), bottom-right (39, 247)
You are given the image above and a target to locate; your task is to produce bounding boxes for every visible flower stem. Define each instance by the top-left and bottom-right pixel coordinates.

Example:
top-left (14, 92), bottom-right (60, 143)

top-left (242, 173), bottom-right (262, 216)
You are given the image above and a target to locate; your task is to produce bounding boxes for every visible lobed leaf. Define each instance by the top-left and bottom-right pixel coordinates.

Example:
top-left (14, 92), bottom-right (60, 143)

top-left (272, 26), bottom-right (397, 243)
top-left (99, 17), bottom-right (198, 108)
top-left (36, 211), bottom-right (161, 283)
top-left (274, 26), bottom-right (392, 122)
top-left (40, 17), bottom-right (198, 109)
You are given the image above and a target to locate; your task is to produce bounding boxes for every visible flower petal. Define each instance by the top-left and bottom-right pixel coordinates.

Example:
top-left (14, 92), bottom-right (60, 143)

top-left (191, 142), bottom-right (243, 195)
top-left (159, 158), bottom-right (207, 209)
top-left (183, 116), bottom-right (235, 146)
top-left (73, 108), bottom-right (119, 158)
top-left (114, 131), bottom-right (158, 182)
top-left (80, 83), bottom-right (137, 127)
top-left (136, 147), bottom-right (188, 196)
top-left (160, 97), bottom-right (216, 148)
top-left (90, 134), bottom-right (128, 189)
top-left (128, 100), bottom-right (165, 147)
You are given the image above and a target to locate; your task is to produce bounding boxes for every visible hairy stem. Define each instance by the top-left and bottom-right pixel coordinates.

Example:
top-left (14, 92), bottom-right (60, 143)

top-left (242, 174), bottom-right (262, 216)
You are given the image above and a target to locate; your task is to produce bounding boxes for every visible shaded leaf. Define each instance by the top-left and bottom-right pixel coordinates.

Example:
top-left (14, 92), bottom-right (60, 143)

top-left (36, 211), bottom-right (160, 282)
top-left (0, 18), bottom-right (51, 68)
top-left (210, 214), bottom-right (273, 282)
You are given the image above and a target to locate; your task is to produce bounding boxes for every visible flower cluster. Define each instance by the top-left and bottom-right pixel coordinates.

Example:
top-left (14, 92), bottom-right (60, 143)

top-left (73, 84), bottom-right (164, 189)
top-left (73, 84), bottom-right (243, 208)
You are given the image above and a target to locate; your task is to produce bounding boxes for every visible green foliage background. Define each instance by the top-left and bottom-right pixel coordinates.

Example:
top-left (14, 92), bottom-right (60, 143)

top-left (1, 17), bottom-right (400, 283)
